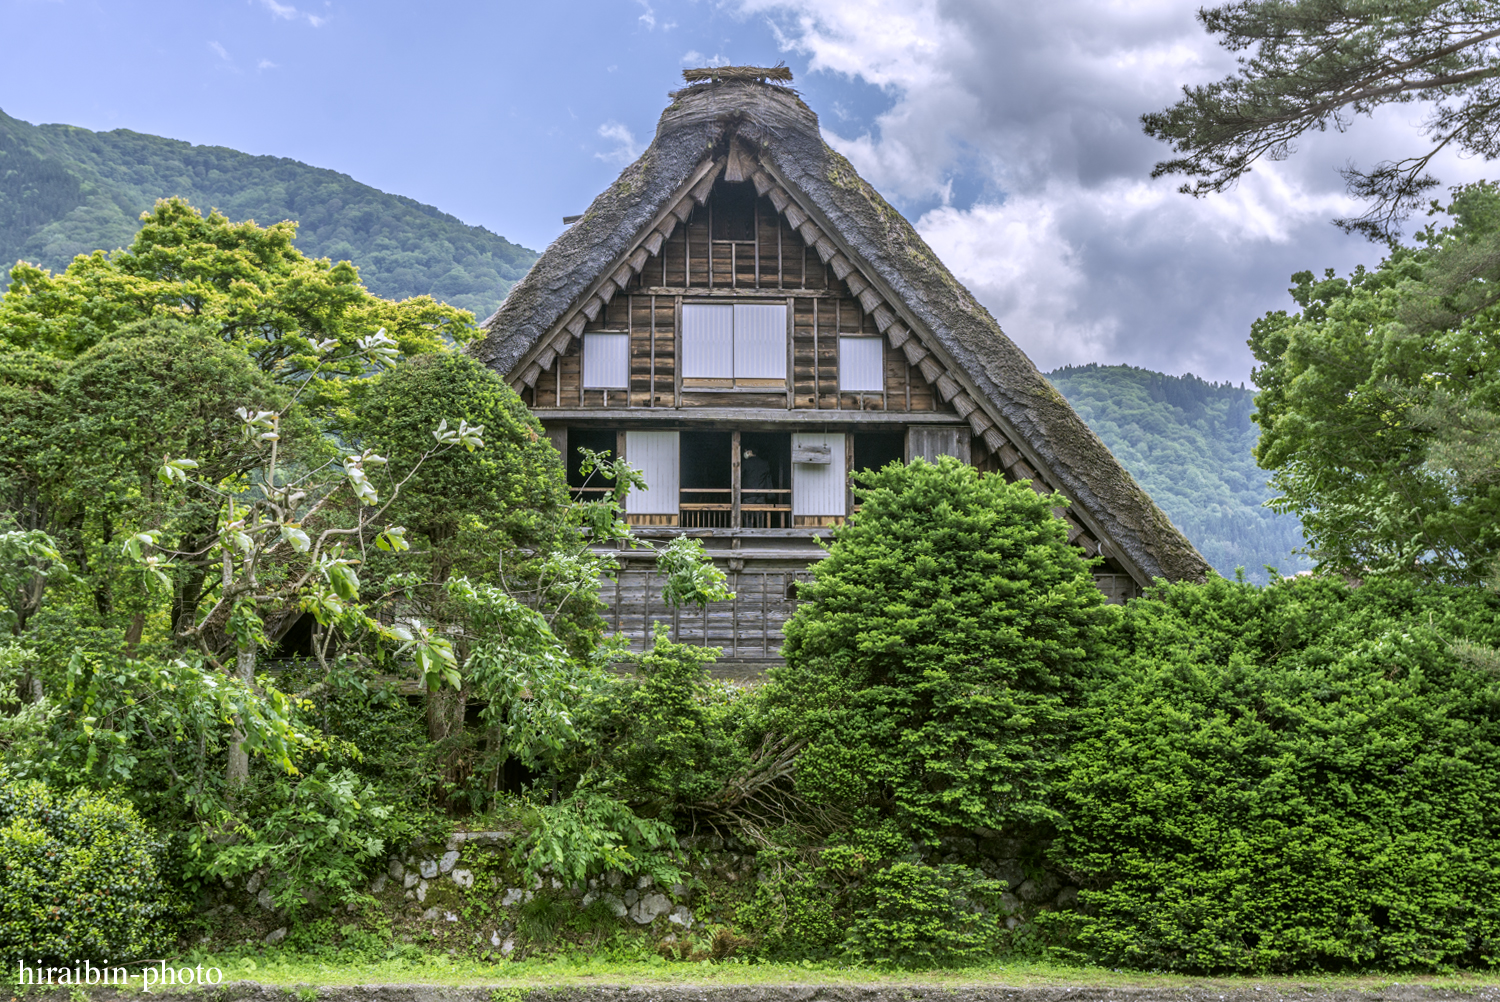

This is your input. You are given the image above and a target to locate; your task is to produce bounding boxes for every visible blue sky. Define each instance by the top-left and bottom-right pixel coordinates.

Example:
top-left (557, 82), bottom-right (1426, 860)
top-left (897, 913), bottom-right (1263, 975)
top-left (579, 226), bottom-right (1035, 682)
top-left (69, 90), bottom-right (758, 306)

top-left (1, 0), bottom-right (1482, 383)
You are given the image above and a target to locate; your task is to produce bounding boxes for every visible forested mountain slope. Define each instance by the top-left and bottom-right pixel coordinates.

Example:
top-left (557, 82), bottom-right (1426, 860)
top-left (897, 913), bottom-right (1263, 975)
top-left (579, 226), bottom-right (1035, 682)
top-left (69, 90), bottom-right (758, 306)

top-left (1047, 364), bottom-right (1310, 584)
top-left (0, 107), bottom-right (537, 317)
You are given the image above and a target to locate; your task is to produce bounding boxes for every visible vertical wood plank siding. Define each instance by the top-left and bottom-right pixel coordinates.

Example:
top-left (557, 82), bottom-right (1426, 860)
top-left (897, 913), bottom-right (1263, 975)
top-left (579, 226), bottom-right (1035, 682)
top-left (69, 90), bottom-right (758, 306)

top-left (611, 567), bottom-right (815, 656)
top-left (540, 189), bottom-right (954, 415)
top-left (909, 426), bottom-right (973, 464)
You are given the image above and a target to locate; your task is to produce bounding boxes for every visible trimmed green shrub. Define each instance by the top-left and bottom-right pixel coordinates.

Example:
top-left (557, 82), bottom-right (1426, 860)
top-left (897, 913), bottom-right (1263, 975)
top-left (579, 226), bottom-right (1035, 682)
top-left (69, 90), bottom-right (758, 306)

top-left (844, 860), bottom-right (1007, 966)
top-left (768, 456), bottom-right (1117, 834)
top-left (0, 781), bottom-right (172, 965)
top-left (1053, 576), bottom-right (1500, 972)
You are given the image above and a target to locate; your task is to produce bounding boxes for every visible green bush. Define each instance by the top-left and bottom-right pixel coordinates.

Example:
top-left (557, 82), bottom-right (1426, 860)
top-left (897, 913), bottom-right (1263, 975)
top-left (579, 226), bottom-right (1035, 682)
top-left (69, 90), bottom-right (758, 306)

top-left (193, 764), bottom-right (415, 916)
top-left (768, 456), bottom-right (1117, 835)
top-left (0, 780), bottom-right (172, 965)
top-left (570, 624), bottom-right (755, 813)
top-left (1054, 576), bottom-right (1500, 972)
top-left (355, 352), bottom-right (599, 656)
top-left (844, 860), bottom-right (1007, 967)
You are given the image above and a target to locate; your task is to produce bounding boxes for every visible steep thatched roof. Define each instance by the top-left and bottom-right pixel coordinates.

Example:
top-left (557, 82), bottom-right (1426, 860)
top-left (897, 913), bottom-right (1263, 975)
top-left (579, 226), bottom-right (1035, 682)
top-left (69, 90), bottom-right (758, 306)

top-left (473, 76), bottom-right (1210, 586)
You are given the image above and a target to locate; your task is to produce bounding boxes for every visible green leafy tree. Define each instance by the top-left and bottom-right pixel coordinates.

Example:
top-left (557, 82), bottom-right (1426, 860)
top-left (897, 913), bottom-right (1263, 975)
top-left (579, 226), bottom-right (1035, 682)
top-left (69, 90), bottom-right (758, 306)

top-left (1143, 0), bottom-right (1500, 238)
top-left (767, 456), bottom-right (1117, 837)
top-left (1251, 182), bottom-right (1500, 583)
top-left (0, 198), bottom-right (472, 414)
top-left (42, 319), bottom-right (289, 639)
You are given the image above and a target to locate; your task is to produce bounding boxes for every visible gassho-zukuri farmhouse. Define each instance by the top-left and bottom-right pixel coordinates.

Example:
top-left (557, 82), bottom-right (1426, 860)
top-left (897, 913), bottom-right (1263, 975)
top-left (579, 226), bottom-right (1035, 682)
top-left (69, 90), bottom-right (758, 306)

top-left (471, 66), bottom-right (1209, 668)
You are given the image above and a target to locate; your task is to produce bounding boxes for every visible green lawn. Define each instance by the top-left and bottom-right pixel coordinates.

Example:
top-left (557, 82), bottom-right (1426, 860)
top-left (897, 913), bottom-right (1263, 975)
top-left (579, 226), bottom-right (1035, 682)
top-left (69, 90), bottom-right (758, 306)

top-left (129, 953), bottom-right (1500, 992)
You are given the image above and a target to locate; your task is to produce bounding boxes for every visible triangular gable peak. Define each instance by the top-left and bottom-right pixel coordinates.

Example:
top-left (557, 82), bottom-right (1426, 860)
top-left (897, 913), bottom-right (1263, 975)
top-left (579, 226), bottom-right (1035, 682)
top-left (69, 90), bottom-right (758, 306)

top-left (476, 76), bottom-right (1209, 591)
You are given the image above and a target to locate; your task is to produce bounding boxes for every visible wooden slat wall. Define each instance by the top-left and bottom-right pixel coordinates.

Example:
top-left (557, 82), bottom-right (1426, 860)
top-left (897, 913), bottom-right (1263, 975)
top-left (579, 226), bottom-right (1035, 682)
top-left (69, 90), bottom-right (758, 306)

top-left (610, 567), bottom-right (815, 657)
top-left (538, 186), bottom-right (952, 415)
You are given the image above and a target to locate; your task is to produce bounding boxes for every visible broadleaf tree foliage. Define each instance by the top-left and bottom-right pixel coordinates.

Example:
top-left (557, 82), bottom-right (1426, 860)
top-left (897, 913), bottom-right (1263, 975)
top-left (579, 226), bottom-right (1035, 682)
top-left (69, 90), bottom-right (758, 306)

top-left (0, 200), bottom-right (735, 919)
top-left (1251, 182), bottom-right (1500, 583)
top-left (1144, 0), bottom-right (1500, 239)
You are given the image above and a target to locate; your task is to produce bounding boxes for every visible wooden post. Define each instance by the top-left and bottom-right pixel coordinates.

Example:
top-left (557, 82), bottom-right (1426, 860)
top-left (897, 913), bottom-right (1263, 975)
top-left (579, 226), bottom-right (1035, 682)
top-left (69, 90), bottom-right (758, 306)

top-left (649, 294), bottom-right (656, 408)
top-left (753, 197), bottom-right (760, 289)
top-left (674, 296), bottom-right (683, 407)
top-left (846, 430), bottom-right (856, 517)
top-left (786, 296), bottom-right (795, 410)
top-left (813, 298), bottom-right (820, 409)
top-left (732, 429), bottom-right (741, 529)
top-left (834, 298), bottom-right (842, 411)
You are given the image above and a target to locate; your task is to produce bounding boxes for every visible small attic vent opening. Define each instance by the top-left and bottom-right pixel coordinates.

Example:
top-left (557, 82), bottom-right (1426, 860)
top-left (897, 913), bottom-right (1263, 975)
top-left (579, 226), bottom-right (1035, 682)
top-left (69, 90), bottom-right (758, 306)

top-left (712, 181), bottom-right (756, 241)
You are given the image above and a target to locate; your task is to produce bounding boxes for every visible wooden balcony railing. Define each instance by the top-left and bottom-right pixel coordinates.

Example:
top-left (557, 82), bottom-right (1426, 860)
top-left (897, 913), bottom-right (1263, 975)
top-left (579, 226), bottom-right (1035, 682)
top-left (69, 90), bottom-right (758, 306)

top-left (679, 488), bottom-right (792, 528)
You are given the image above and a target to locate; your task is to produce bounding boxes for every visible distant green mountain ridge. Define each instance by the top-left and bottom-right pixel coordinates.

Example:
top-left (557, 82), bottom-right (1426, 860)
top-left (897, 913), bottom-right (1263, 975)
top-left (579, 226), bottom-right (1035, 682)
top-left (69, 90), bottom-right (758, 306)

top-left (1046, 363), bottom-right (1311, 585)
top-left (0, 107), bottom-right (537, 317)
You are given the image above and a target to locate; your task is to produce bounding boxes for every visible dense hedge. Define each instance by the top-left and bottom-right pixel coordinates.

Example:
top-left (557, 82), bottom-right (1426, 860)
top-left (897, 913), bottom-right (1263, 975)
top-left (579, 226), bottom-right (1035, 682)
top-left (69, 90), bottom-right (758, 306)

top-left (0, 781), bottom-right (172, 965)
top-left (1053, 576), bottom-right (1500, 972)
top-left (770, 456), bottom-right (1115, 836)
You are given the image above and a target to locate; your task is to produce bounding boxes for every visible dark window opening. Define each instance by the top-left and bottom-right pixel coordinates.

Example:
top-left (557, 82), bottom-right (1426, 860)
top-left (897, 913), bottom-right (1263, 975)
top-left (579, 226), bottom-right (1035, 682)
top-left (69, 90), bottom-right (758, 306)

top-left (567, 428), bottom-right (617, 501)
top-left (681, 431), bottom-right (733, 527)
top-left (853, 432), bottom-right (906, 475)
top-left (711, 182), bottom-right (757, 241)
top-left (269, 612), bottom-right (315, 660)
top-left (741, 432), bottom-right (791, 527)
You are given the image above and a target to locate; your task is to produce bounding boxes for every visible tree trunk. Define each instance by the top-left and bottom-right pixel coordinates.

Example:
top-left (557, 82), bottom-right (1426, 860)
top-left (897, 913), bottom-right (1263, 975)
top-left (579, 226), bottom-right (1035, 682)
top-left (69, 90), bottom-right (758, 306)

top-left (171, 562), bottom-right (207, 637)
top-left (124, 612), bottom-right (146, 656)
top-left (92, 512), bottom-right (113, 617)
top-left (226, 644), bottom-right (256, 789)
top-left (426, 684), bottom-right (469, 810)
top-left (426, 684), bottom-right (464, 744)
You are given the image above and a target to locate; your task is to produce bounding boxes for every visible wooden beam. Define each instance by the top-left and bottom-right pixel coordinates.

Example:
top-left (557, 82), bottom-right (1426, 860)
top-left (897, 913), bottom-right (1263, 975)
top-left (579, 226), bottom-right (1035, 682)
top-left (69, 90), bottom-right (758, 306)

top-left (530, 408), bottom-right (971, 426)
top-left (633, 286), bottom-right (841, 298)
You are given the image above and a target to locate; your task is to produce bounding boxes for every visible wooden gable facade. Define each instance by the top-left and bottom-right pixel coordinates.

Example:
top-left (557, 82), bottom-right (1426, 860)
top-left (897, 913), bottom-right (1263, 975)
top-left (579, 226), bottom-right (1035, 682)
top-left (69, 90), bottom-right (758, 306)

top-left (478, 71), bottom-right (1210, 668)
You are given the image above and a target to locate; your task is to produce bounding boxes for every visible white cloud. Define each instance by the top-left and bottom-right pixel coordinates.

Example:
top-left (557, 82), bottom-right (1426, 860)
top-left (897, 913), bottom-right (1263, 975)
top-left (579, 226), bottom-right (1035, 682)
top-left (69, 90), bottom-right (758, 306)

top-left (733, 0), bottom-right (1492, 382)
top-left (257, 58), bottom-right (278, 70)
top-left (256, 0), bottom-right (326, 27)
top-left (681, 50), bottom-right (731, 68)
top-left (917, 175), bottom-right (1358, 376)
top-left (636, 0), bottom-right (656, 29)
top-left (208, 40), bottom-right (231, 61)
top-left (595, 121), bottom-right (643, 166)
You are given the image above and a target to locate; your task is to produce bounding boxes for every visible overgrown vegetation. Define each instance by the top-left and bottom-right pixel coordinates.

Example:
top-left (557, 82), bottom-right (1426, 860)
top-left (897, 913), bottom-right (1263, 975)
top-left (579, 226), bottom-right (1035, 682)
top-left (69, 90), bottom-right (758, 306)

top-left (2, 188), bottom-right (1499, 976)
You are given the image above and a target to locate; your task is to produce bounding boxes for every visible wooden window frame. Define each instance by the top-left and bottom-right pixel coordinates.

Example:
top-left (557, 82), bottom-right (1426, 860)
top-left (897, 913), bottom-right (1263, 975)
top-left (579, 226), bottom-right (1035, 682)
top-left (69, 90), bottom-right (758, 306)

top-left (679, 299), bottom-right (791, 393)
